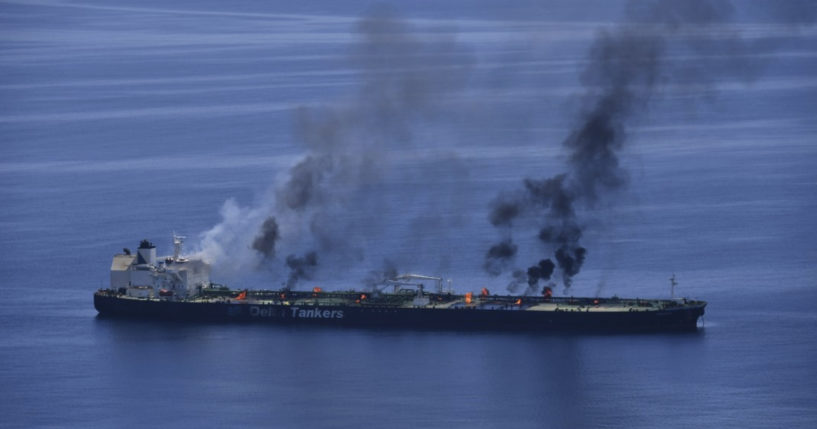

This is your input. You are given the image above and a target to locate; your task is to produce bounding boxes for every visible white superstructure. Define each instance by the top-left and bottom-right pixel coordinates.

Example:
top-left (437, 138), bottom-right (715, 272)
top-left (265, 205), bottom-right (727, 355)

top-left (110, 235), bottom-right (210, 298)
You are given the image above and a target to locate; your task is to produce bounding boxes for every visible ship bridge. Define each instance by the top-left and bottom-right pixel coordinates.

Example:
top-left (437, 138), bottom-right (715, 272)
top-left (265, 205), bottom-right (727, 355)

top-left (110, 235), bottom-right (210, 299)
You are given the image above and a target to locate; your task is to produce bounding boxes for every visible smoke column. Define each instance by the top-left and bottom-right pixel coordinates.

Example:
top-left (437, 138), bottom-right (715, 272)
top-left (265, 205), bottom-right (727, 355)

top-left (252, 216), bottom-right (279, 260)
top-left (193, 1), bottom-right (809, 290)
top-left (483, 239), bottom-right (518, 276)
top-left (484, 0), bottom-right (765, 292)
top-left (195, 9), bottom-right (472, 286)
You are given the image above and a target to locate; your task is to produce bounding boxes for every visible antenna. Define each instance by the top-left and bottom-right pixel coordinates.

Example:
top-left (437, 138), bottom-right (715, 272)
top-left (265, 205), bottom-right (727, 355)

top-left (670, 273), bottom-right (677, 299)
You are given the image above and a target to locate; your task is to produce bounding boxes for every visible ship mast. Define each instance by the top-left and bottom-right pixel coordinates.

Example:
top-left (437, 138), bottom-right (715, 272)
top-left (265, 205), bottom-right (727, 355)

top-left (172, 233), bottom-right (187, 262)
top-left (670, 273), bottom-right (677, 299)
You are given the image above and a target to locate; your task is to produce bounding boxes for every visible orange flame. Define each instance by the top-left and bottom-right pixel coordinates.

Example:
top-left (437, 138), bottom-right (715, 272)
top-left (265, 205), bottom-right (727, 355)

top-left (236, 291), bottom-right (247, 300)
top-left (312, 287), bottom-right (322, 294)
top-left (515, 298), bottom-right (522, 305)
top-left (360, 293), bottom-right (367, 300)
top-left (465, 292), bottom-right (473, 304)
top-left (481, 287), bottom-right (490, 297)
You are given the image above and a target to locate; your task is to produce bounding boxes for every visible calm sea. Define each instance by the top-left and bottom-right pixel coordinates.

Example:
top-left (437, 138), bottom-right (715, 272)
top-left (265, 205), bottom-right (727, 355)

top-left (1, 1), bottom-right (815, 428)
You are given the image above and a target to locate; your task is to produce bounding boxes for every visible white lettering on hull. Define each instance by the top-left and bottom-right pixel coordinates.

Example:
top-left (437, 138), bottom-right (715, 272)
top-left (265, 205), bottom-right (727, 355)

top-left (249, 306), bottom-right (343, 319)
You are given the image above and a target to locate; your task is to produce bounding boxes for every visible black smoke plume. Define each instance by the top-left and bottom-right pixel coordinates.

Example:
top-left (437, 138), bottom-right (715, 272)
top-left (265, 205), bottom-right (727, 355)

top-left (554, 246), bottom-right (586, 287)
top-left (486, 0), bottom-right (763, 291)
top-left (527, 259), bottom-right (555, 287)
top-left (285, 252), bottom-right (318, 289)
top-left (363, 259), bottom-right (399, 290)
top-left (489, 196), bottom-right (523, 227)
top-left (271, 10), bottom-right (470, 283)
top-left (251, 216), bottom-right (279, 259)
top-left (483, 239), bottom-right (518, 276)
top-left (506, 270), bottom-right (528, 294)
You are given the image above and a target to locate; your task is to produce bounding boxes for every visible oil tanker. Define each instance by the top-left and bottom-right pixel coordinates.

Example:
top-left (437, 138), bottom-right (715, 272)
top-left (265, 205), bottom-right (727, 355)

top-left (93, 238), bottom-right (706, 332)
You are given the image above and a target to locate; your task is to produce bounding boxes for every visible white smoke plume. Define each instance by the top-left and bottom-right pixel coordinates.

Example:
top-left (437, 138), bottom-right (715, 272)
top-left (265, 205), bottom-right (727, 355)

top-left (193, 9), bottom-right (474, 285)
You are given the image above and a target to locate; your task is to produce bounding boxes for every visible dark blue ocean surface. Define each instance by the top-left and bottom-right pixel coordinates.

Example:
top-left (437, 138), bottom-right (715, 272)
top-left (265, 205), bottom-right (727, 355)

top-left (1, 1), bottom-right (816, 428)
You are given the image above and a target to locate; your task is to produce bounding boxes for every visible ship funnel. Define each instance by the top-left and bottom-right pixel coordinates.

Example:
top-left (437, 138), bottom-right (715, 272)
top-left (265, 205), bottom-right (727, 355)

top-left (136, 239), bottom-right (157, 266)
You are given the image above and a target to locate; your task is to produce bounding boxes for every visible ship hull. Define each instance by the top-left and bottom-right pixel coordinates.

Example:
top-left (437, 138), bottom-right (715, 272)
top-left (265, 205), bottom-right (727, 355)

top-left (94, 292), bottom-right (705, 332)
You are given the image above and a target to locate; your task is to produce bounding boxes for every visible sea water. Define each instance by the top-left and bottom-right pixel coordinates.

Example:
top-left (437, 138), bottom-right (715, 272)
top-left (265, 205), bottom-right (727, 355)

top-left (1, 1), bottom-right (815, 428)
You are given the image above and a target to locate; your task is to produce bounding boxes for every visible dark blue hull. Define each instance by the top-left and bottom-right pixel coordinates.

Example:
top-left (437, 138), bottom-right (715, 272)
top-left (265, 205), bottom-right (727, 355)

top-left (94, 292), bottom-right (705, 332)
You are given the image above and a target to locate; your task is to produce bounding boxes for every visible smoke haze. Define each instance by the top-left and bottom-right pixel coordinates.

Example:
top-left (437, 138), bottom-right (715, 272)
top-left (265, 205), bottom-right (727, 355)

top-left (195, 9), bottom-right (474, 286)
top-left (193, 0), bottom-right (810, 292)
top-left (484, 0), bottom-right (779, 293)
